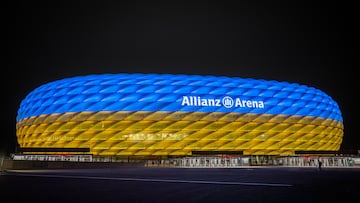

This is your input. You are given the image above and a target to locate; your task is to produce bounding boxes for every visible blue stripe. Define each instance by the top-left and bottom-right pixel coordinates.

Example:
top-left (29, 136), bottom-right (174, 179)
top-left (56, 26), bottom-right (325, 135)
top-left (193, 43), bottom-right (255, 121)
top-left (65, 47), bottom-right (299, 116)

top-left (17, 73), bottom-right (343, 122)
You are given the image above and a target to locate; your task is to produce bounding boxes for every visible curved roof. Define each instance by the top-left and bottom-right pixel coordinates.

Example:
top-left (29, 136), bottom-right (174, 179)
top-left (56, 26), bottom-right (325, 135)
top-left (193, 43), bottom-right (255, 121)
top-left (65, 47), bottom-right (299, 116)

top-left (17, 73), bottom-right (342, 123)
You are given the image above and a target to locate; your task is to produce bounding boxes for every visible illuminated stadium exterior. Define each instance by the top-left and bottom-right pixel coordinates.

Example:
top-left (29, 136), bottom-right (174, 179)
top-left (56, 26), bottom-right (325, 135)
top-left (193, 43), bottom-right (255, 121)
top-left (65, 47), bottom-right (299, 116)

top-left (16, 73), bottom-right (344, 158)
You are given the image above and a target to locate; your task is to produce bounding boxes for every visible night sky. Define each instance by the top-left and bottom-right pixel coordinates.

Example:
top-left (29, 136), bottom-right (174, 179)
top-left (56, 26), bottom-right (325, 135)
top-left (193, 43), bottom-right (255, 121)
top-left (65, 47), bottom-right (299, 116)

top-left (4, 1), bottom-right (358, 154)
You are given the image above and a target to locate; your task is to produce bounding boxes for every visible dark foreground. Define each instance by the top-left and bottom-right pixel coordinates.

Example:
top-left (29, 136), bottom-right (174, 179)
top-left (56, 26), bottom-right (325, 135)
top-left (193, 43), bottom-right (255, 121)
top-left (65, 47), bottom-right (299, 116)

top-left (1, 167), bottom-right (360, 202)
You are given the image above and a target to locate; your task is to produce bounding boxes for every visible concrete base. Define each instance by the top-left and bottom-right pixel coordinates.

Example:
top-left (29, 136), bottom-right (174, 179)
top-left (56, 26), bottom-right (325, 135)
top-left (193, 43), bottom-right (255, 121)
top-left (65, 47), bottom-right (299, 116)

top-left (1, 159), bottom-right (145, 170)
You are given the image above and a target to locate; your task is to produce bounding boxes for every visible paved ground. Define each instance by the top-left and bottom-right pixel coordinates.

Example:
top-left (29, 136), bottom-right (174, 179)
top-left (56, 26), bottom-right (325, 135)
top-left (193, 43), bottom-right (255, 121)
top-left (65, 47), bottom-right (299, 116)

top-left (1, 167), bottom-right (360, 202)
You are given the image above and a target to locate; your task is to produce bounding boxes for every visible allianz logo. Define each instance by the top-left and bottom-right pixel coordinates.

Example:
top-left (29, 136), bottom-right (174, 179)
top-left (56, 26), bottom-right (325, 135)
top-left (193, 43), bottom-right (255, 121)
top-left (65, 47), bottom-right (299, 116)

top-left (181, 96), bottom-right (265, 109)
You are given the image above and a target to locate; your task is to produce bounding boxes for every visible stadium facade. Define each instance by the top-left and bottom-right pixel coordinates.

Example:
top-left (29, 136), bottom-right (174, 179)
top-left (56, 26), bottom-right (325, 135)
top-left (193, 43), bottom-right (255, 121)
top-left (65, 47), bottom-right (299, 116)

top-left (15, 73), bottom-right (344, 160)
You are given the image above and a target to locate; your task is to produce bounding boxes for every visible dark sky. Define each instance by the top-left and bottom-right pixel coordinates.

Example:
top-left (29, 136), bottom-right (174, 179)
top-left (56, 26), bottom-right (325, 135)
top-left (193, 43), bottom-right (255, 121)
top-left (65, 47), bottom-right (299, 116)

top-left (4, 1), bottom-right (358, 154)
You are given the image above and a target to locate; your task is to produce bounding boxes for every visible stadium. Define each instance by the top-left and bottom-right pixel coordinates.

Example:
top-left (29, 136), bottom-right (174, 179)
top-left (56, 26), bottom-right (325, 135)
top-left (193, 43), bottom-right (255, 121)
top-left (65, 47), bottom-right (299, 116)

top-left (14, 73), bottom-right (345, 166)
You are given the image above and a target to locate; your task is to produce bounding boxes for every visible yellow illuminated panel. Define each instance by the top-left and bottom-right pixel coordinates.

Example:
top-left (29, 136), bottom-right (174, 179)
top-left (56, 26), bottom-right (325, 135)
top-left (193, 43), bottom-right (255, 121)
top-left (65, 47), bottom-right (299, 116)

top-left (16, 111), bottom-right (344, 156)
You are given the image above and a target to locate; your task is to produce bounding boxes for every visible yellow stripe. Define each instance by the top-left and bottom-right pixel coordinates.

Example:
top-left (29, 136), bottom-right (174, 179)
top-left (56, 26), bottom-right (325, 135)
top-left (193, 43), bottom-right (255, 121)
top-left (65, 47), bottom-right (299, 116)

top-left (16, 111), bottom-right (344, 156)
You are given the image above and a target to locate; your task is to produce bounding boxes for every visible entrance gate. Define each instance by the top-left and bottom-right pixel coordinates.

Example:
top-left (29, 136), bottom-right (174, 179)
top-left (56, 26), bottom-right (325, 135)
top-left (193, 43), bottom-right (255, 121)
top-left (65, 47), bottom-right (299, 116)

top-left (172, 156), bottom-right (247, 168)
